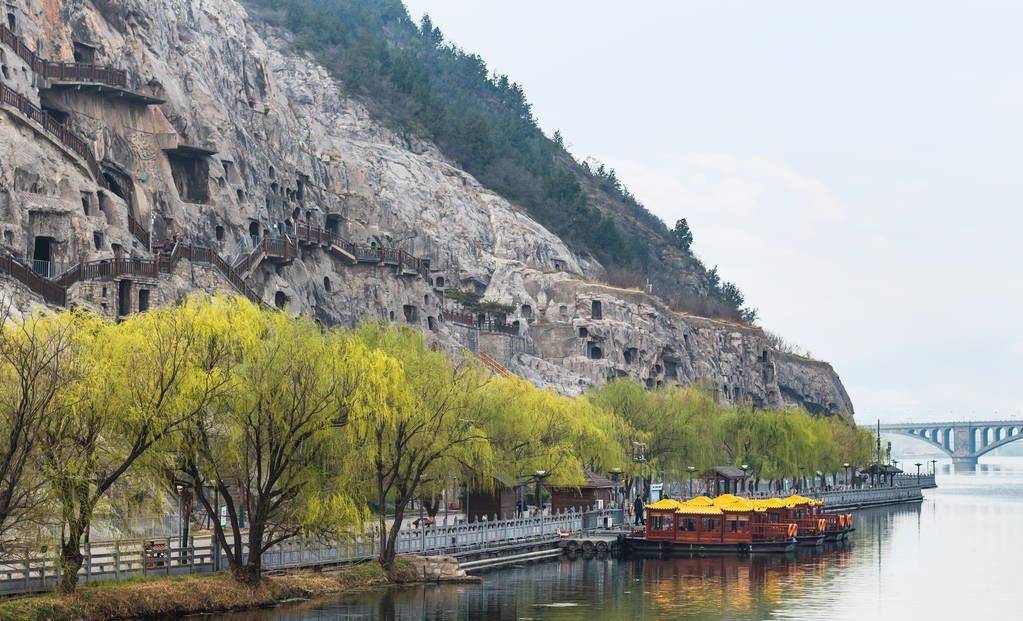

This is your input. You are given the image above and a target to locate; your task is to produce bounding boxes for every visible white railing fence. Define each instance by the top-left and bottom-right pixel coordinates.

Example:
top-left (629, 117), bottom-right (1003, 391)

top-left (0, 507), bottom-right (624, 595)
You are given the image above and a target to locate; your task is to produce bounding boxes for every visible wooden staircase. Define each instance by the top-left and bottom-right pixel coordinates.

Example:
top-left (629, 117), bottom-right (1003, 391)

top-left (478, 351), bottom-right (513, 378)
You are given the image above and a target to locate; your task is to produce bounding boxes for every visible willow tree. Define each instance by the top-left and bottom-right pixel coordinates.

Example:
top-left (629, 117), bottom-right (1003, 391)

top-left (178, 299), bottom-right (362, 585)
top-left (589, 380), bottom-right (717, 495)
top-left (42, 298), bottom-right (231, 592)
top-left (482, 378), bottom-right (589, 490)
top-left (0, 308), bottom-right (79, 554)
top-left (339, 324), bottom-right (492, 569)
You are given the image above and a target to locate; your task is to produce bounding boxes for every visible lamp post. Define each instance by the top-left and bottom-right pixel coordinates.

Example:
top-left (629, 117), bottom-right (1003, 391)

top-left (892, 459), bottom-right (899, 487)
top-left (535, 470), bottom-right (550, 535)
top-left (686, 466), bottom-right (696, 499)
top-left (534, 470), bottom-right (549, 513)
top-left (175, 483), bottom-right (184, 560)
top-left (815, 470), bottom-right (824, 492)
top-left (632, 442), bottom-right (648, 502)
top-left (740, 464), bottom-right (750, 495)
top-left (930, 459), bottom-right (937, 476)
top-left (915, 462), bottom-right (922, 485)
top-left (610, 467), bottom-right (623, 510)
top-left (842, 463), bottom-right (851, 489)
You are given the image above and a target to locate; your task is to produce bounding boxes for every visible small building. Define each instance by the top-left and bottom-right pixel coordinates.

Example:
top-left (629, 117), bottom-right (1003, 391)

top-left (550, 471), bottom-right (617, 513)
top-left (700, 466), bottom-right (749, 496)
top-left (860, 463), bottom-right (903, 487)
top-left (462, 472), bottom-right (520, 521)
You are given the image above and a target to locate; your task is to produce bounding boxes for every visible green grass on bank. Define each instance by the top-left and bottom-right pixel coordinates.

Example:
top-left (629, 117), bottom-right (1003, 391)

top-left (0, 562), bottom-right (390, 621)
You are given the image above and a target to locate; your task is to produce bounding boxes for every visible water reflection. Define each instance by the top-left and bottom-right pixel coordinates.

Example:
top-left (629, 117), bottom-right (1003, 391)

top-left (213, 458), bottom-right (1023, 620)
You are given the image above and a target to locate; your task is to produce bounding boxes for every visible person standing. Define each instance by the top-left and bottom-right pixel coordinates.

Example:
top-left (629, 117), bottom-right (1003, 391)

top-left (633, 494), bottom-right (645, 526)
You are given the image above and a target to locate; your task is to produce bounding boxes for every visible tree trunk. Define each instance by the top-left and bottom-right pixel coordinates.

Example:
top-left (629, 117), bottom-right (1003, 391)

top-left (376, 472), bottom-right (390, 568)
top-left (423, 494), bottom-right (441, 518)
top-left (381, 502), bottom-right (406, 569)
top-left (59, 528), bottom-right (84, 593)
top-left (232, 561), bottom-right (261, 586)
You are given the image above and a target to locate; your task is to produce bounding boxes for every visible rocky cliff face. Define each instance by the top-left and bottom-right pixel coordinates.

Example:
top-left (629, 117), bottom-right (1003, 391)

top-left (0, 0), bottom-right (854, 421)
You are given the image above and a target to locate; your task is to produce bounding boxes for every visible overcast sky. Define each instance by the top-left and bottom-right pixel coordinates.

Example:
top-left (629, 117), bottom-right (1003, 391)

top-left (402, 0), bottom-right (1023, 424)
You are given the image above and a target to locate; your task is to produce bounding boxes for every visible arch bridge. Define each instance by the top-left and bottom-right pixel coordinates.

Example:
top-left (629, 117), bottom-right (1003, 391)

top-left (870, 420), bottom-right (1023, 466)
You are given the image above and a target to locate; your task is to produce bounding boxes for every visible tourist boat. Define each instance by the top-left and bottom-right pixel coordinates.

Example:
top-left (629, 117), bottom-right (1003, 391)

top-left (768, 494), bottom-right (854, 542)
top-left (753, 496), bottom-right (826, 547)
top-left (624, 495), bottom-right (797, 555)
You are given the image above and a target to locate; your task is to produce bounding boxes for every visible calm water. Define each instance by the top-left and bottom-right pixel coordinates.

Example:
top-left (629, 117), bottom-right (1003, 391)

top-left (214, 458), bottom-right (1023, 620)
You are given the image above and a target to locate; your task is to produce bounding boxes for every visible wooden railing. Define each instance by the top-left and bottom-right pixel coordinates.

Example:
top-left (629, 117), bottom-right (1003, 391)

top-left (446, 311), bottom-right (519, 336)
top-left (0, 255), bottom-right (66, 306)
top-left (0, 80), bottom-right (101, 180)
top-left (291, 223), bottom-right (430, 279)
top-left (0, 23), bottom-right (130, 88)
top-left (750, 522), bottom-right (794, 542)
top-left (127, 214), bottom-right (150, 250)
top-left (56, 257), bottom-right (159, 287)
top-left (796, 517), bottom-right (827, 535)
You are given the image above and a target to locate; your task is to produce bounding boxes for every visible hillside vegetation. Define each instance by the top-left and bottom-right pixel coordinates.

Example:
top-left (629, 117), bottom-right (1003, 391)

top-left (244, 0), bottom-right (757, 323)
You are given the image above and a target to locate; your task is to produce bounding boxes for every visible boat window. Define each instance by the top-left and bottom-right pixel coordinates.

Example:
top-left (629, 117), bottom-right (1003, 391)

top-left (679, 518), bottom-right (697, 532)
top-left (652, 515), bottom-right (673, 532)
top-left (702, 518), bottom-right (721, 531)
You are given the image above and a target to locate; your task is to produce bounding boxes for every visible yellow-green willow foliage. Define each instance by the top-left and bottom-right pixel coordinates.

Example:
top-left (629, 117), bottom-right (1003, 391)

top-left (480, 377), bottom-right (624, 489)
top-left (589, 380), bottom-right (876, 490)
top-left (588, 379), bottom-right (721, 482)
top-left (0, 294), bottom-right (873, 585)
top-left (339, 323), bottom-right (495, 567)
top-left (176, 297), bottom-right (364, 585)
top-left (0, 308), bottom-right (79, 554)
top-left (43, 300), bottom-right (231, 592)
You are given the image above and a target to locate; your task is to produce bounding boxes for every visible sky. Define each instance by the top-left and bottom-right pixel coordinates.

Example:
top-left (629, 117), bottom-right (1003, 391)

top-left (401, 0), bottom-right (1023, 424)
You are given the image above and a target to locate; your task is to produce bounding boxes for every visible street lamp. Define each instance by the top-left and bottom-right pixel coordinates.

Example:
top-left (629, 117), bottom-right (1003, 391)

top-left (930, 459), bottom-right (937, 476)
top-left (842, 463), bottom-right (851, 488)
top-left (815, 470), bottom-right (824, 492)
top-left (740, 464), bottom-right (750, 495)
top-left (610, 467), bottom-right (623, 510)
top-left (632, 442), bottom-right (648, 501)
top-left (534, 470), bottom-right (550, 515)
top-left (915, 462), bottom-right (922, 485)
top-left (686, 466), bottom-right (696, 499)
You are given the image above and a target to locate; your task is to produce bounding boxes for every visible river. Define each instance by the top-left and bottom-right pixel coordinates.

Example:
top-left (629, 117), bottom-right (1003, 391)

top-left (211, 457), bottom-right (1023, 620)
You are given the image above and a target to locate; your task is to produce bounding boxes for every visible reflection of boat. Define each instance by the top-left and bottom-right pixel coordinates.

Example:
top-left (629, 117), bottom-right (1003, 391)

top-left (624, 496), bottom-right (797, 555)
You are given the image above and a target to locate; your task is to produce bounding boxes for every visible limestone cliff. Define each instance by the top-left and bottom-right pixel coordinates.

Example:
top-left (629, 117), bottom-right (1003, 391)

top-left (0, 0), bottom-right (854, 421)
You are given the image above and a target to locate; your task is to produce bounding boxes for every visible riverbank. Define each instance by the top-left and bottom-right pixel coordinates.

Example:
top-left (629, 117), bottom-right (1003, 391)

top-left (0, 561), bottom-right (410, 621)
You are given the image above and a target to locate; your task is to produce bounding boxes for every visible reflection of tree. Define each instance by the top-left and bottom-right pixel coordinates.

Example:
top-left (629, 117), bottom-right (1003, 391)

top-left (213, 548), bottom-right (861, 620)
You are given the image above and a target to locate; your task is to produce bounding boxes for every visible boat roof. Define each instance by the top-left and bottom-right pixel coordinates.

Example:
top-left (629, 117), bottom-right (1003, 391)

top-left (646, 498), bottom-right (683, 511)
top-left (686, 495), bottom-right (715, 506)
top-left (675, 504), bottom-right (723, 516)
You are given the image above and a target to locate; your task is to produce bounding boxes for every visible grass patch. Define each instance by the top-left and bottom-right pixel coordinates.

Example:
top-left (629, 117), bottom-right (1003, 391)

top-left (0, 563), bottom-right (390, 621)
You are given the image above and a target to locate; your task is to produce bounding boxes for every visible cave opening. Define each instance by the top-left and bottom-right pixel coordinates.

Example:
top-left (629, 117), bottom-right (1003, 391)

top-left (166, 150), bottom-right (210, 204)
top-left (72, 42), bottom-right (96, 64)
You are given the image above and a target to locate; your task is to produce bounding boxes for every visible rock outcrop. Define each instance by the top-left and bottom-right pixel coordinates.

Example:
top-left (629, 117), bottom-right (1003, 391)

top-left (0, 0), bottom-right (854, 421)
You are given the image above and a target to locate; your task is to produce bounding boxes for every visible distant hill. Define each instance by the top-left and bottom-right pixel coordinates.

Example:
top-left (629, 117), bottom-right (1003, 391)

top-left (244, 0), bottom-right (757, 323)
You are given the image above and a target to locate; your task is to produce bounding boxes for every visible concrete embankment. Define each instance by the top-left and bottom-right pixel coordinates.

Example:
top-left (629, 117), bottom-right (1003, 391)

top-left (820, 486), bottom-right (924, 511)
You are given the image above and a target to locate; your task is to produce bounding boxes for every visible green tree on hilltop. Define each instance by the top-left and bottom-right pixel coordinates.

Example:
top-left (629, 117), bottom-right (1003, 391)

top-left (673, 218), bottom-right (693, 251)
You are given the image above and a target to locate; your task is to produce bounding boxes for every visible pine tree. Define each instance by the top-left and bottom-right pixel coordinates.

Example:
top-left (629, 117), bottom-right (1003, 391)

top-left (673, 218), bottom-right (693, 251)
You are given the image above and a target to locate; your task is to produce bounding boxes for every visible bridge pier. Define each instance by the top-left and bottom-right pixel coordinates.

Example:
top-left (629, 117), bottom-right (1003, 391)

top-left (952, 456), bottom-right (977, 471)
